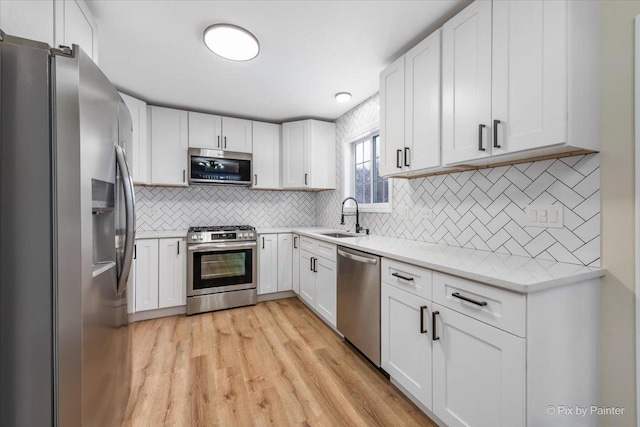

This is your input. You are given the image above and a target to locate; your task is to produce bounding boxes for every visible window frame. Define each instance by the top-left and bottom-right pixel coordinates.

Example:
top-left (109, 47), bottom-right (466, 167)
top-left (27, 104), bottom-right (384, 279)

top-left (342, 124), bottom-right (392, 214)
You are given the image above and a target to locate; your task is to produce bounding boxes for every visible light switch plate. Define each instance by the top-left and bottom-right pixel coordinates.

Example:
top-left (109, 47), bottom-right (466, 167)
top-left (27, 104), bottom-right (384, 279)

top-left (525, 205), bottom-right (564, 228)
top-left (419, 207), bottom-right (434, 221)
top-left (398, 204), bottom-right (410, 221)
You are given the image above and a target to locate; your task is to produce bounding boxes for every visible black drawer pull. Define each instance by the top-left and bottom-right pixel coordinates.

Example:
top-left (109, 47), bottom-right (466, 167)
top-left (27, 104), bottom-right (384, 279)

top-left (420, 306), bottom-right (427, 334)
top-left (452, 292), bottom-right (488, 307)
top-left (432, 311), bottom-right (440, 341)
top-left (391, 272), bottom-right (414, 281)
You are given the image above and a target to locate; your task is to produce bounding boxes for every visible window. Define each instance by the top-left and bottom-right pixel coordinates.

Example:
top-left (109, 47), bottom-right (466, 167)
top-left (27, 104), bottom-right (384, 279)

top-left (348, 133), bottom-right (390, 212)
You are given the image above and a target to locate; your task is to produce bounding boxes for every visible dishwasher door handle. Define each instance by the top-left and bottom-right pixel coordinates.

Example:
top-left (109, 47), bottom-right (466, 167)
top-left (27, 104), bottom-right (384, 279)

top-left (337, 248), bottom-right (378, 265)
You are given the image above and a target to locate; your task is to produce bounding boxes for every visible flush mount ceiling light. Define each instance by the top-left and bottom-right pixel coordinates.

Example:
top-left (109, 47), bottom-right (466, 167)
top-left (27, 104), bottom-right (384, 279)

top-left (335, 92), bottom-right (352, 103)
top-left (203, 24), bottom-right (260, 61)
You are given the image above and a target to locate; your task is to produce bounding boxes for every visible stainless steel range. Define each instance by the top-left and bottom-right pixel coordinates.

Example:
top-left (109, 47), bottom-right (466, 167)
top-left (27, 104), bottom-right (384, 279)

top-left (186, 225), bottom-right (257, 315)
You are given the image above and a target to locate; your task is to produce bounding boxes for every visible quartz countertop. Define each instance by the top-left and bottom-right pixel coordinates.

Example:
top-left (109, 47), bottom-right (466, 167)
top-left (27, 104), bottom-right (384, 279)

top-left (259, 227), bottom-right (604, 294)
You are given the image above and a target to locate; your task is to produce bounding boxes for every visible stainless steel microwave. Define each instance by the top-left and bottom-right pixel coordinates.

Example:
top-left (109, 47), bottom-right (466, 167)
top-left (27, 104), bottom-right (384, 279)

top-left (188, 148), bottom-right (252, 185)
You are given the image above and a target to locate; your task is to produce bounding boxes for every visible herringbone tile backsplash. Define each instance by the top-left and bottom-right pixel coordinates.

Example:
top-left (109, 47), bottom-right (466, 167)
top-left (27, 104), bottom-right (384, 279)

top-left (316, 93), bottom-right (601, 267)
top-left (135, 185), bottom-right (316, 230)
top-left (136, 93), bottom-right (600, 267)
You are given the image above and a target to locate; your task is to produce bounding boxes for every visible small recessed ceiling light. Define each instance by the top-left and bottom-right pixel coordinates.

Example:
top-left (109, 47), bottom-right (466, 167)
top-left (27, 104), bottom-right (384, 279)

top-left (335, 92), bottom-right (352, 103)
top-left (203, 24), bottom-right (260, 61)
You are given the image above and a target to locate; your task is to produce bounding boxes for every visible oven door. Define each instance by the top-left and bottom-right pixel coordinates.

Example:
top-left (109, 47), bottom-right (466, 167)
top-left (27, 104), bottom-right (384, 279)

top-left (187, 241), bottom-right (257, 296)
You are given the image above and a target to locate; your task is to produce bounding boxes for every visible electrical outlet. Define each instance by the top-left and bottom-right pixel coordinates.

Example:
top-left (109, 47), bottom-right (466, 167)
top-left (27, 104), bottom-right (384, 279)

top-left (524, 205), bottom-right (564, 228)
top-left (148, 206), bottom-right (160, 218)
top-left (420, 207), bottom-right (434, 221)
top-left (398, 204), bottom-right (410, 221)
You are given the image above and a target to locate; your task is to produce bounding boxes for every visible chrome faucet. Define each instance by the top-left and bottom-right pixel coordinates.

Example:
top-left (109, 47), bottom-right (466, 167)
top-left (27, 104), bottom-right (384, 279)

top-left (341, 197), bottom-right (368, 234)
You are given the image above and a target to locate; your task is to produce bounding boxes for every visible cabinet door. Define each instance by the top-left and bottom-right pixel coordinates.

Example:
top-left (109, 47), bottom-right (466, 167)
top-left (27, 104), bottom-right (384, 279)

top-left (0, 0), bottom-right (55, 45)
top-left (405, 29), bottom-right (441, 171)
top-left (281, 121), bottom-right (309, 188)
top-left (134, 239), bottom-right (159, 312)
top-left (277, 234), bottom-right (293, 292)
top-left (379, 55), bottom-right (406, 176)
top-left (150, 106), bottom-right (188, 186)
top-left (252, 122), bottom-right (281, 189)
top-left (158, 238), bottom-right (186, 308)
top-left (292, 234), bottom-right (300, 295)
top-left (381, 284), bottom-right (433, 409)
top-left (188, 112), bottom-right (222, 150)
top-left (442, 0), bottom-right (492, 165)
top-left (308, 120), bottom-right (336, 189)
top-left (222, 117), bottom-right (252, 153)
top-left (299, 250), bottom-right (315, 305)
top-left (491, 0), bottom-right (567, 155)
top-left (432, 304), bottom-right (525, 427)
top-left (119, 92), bottom-right (149, 184)
top-left (57, 0), bottom-right (98, 63)
top-left (315, 257), bottom-right (337, 327)
top-left (258, 234), bottom-right (278, 294)
top-left (126, 256), bottom-right (136, 314)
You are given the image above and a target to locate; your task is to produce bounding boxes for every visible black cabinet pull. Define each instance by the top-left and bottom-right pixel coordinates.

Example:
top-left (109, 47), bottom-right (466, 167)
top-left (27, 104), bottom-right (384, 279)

top-left (177, 240), bottom-right (180, 255)
top-left (313, 257), bottom-right (318, 273)
top-left (404, 147), bottom-right (410, 167)
top-left (262, 237), bottom-right (265, 249)
top-left (310, 257), bottom-right (313, 271)
top-left (420, 305), bottom-right (428, 334)
top-left (183, 169), bottom-right (186, 182)
top-left (134, 244), bottom-right (137, 260)
top-left (396, 149), bottom-right (402, 168)
top-left (217, 135), bottom-right (220, 148)
top-left (391, 272), bottom-right (414, 281)
top-left (452, 292), bottom-right (488, 307)
top-left (432, 311), bottom-right (440, 341)
top-left (493, 119), bottom-right (501, 148)
top-left (254, 174), bottom-right (257, 185)
top-left (224, 136), bottom-right (227, 149)
top-left (294, 236), bottom-right (298, 249)
top-left (478, 124), bottom-right (486, 151)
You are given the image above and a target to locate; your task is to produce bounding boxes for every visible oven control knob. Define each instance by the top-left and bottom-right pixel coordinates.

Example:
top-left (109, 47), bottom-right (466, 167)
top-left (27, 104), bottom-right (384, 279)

top-left (242, 233), bottom-right (248, 238)
top-left (249, 233), bottom-right (254, 238)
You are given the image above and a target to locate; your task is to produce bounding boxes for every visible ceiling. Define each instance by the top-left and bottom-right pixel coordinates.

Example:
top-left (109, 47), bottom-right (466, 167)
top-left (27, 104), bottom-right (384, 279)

top-left (87, 0), bottom-right (471, 123)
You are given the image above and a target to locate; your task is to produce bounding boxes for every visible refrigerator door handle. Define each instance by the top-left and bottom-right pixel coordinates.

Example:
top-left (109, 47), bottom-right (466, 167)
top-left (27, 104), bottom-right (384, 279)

top-left (115, 144), bottom-right (136, 295)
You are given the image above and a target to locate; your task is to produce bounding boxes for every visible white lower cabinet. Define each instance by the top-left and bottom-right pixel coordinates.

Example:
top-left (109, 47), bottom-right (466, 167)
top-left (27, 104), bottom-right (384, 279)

top-left (258, 233), bottom-right (293, 294)
top-left (133, 237), bottom-right (186, 312)
top-left (292, 234), bottom-right (300, 295)
top-left (432, 304), bottom-right (525, 427)
top-left (298, 238), bottom-right (337, 327)
top-left (381, 284), bottom-right (433, 410)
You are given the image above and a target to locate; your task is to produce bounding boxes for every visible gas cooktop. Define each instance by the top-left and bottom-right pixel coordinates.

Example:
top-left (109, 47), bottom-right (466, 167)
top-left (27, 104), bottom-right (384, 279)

top-left (188, 225), bottom-right (255, 233)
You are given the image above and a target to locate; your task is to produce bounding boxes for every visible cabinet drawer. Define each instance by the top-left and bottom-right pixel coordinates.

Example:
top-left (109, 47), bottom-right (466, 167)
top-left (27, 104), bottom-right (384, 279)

top-left (433, 272), bottom-right (526, 337)
top-left (381, 258), bottom-right (432, 300)
top-left (300, 236), bottom-right (336, 262)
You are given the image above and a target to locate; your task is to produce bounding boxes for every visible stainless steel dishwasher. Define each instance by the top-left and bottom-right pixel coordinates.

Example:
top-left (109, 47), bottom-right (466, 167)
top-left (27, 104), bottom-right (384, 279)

top-left (337, 246), bottom-right (381, 366)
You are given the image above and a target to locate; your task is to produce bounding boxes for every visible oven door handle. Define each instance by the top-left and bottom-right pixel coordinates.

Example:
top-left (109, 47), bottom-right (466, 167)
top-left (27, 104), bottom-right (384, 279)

top-left (187, 241), bottom-right (257, 252)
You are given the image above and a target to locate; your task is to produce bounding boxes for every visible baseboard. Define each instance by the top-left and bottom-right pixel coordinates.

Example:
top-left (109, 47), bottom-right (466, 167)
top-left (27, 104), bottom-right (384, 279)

top-left (257, 290), bottom-right (296, 302)
top-left (390, 378), bottom-right (447, 427)
top-left (128, 305), bottom-right (186, 322)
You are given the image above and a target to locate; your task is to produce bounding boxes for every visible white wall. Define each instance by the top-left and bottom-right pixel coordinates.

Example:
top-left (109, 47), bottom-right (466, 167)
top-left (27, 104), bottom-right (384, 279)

top-left (600, 2), bottom-right (639, 426)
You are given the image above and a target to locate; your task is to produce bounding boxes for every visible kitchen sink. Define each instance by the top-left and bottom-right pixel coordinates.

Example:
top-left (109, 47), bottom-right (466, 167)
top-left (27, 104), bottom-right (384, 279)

top-left (320, 232), bottom-right (357, 238)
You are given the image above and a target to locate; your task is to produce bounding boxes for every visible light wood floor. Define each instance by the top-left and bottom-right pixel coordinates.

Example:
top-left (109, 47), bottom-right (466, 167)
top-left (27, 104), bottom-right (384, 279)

top-left (123, 297), bottom-right (437, 427)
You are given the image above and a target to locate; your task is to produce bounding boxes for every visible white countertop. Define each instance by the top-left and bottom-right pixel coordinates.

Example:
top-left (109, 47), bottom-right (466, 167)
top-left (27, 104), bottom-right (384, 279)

top-left (259, 227), bottom-right (605, 294)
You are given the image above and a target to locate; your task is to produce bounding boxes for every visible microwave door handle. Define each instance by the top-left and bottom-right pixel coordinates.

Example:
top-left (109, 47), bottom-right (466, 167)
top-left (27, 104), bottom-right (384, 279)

top-left (115, 144), bottom-right (136, 295)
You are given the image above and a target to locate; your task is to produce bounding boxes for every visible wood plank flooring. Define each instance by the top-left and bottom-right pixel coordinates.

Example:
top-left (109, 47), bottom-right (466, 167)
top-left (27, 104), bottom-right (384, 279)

top-left (123, 297), bottom-right (437, 427)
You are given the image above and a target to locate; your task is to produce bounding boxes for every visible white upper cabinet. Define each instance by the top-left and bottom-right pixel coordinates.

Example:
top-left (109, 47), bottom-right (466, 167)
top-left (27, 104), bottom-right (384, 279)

top-left (491, 0), bottom-right (566, 155)
top-left (252, 121), bottom-right (281, 189)
top-left (149, 106), bottom-right (188, 186)
top-left (405, 29), bottom-right (441, 172)
top-left (441, 0), bottom-right (492, 165)
top-left (188, 113), bottom-right (251, 153)
top-left (56, 0), bottom-right (98, 62)
top-left (442, 0), bottom-right (600, 166)
top-left (379, 56), bottom-right (405, 177)
top-left (119, 92), bottom-right (150, 185)
top-left (380, 29), bottom-right (442, 177)
top-left (188, 112), bottom-right (222, 150)
top-left (0, 0), bottom-right (55, 45)
top-left (281, 119), bottom-right (335, 190)
top-left (222, 117), bottom-right (252, 153)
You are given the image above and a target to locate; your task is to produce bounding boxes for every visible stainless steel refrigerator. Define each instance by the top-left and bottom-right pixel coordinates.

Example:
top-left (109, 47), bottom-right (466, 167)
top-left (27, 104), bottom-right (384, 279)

top-left (0, 32), bottom-right (135, 426)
